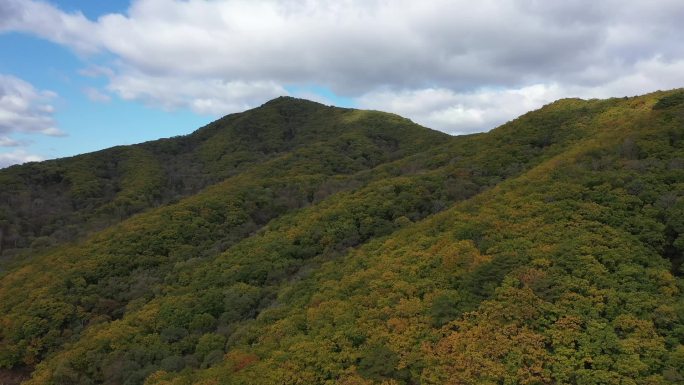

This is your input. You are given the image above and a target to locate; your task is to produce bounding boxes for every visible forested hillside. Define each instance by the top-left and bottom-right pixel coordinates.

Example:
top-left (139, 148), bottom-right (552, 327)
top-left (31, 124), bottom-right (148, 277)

top-left (0, 97), bottom-right (445, 264)
top-left (0, 91), bottom-right (682, 385)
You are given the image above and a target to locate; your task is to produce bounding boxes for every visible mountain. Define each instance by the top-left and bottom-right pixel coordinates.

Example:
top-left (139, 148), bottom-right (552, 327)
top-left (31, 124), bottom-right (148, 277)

top-left (0, 91), bottom-right (683, 385)
top-left (0, 97), bottom-right (446, 264)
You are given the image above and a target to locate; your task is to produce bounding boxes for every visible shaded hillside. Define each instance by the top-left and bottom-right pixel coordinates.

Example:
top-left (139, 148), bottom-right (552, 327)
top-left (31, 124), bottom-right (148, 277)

top-left (0, 97), bottom-right (446, 263)
top-left (1, 91), bottom-right (683, 385)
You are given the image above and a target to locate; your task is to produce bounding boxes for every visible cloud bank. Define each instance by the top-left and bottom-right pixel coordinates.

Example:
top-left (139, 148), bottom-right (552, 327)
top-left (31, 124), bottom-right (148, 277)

top-left (2, 0), bottom-right (684, 134)
top-left (0, 74), bottom-right (63, 137)
top-left (0, 74), bottom-right (61, 167)
top-left (0, 149), bottom-right (43, 168)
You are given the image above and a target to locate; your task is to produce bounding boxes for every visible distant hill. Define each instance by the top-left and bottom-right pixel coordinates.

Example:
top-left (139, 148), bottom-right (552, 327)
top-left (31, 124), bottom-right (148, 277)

top-left (0, 90), bottom-right (682, 384)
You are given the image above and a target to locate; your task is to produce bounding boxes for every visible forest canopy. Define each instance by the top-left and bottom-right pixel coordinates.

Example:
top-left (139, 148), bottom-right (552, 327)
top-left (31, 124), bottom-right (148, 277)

top-left (0, 91), bottom-right (683, 385)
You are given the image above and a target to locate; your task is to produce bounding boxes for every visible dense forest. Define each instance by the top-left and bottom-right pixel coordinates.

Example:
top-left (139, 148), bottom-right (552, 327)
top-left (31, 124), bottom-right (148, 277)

top-left (0, 90), bottom-right (682, 384)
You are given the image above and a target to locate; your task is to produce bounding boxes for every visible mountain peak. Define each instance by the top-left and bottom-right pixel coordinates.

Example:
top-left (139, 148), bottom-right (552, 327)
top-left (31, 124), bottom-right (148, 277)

top-left (260, 95), bottom-right (329, 109)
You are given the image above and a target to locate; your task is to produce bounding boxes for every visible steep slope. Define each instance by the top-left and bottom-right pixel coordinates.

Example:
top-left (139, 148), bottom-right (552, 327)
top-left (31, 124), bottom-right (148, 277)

top-left (1, 90), bottom-right (683, 385)
top-left (1, 96), bottom-right (593, 382)
top-left (0, 97), bottom-right (444, 264)
top-left (0, 99), bottom-right (450, 365)
top-left (142, 91), bottom-right (683, 385)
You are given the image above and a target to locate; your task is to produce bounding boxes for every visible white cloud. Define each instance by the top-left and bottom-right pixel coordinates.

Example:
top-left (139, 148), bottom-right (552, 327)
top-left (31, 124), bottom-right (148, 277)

top-left (357, 84), bottom-right (569, 134)
top-left (358, 58), bottom-right (684, 133)
top-left (594, 57), bottom-right (684, 96)
top-left (0, 0), bottom-right (98, 52)
top-left (0, 149), bottom-right (43, 168)
top-left (107, 71), bottom-right (286, 114)
top-left (82, 87), bottom-right (112, 102)
top-left (0, 74), bottom-right (64, 137)
top-left (0, 74), bottom-right (64, 167)
top-left (2, 0), bottom-right (684, 132)
top-left (0, 135), bottom-right (21, 147)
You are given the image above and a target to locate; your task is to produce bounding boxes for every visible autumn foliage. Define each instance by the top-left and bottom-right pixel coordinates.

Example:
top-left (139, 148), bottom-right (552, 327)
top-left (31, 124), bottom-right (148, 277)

top-left (1, 91), bottom-right (683, 384)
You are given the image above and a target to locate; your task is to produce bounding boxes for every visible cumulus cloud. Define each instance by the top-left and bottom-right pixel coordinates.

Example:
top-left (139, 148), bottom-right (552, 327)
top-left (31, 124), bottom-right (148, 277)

top-left (358, 58), bottom-right (684, 134)
top-left (0, 149), bottom-right (43, 168)
top-left (0, 0), bottom-right (97, 52)
top-left (0, 74), bottom-right (63, 167)
top-left (2, 0), bottom-right (684, 132)
top-left (0, 74), bottom-right (64, 137)
top-left (357, 85), bottom-right (570, 134)
top-left (107, 71), bottom-right (286, 114)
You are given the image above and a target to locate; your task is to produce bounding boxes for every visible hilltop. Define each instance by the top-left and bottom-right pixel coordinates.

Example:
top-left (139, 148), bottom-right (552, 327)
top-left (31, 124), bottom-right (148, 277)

top-left (0, 90), bottom-right (683, 384)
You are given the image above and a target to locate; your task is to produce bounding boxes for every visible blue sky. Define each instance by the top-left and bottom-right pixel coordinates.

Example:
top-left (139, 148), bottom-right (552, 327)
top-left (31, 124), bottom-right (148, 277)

top-left (0, 0), bottom-right (356, 166)
top-left (1, 0), bottom-right (683, 167)
top-left (1, 31), bottom-right (209, 157)
top-left (0, 1), bottom-right (213, 164)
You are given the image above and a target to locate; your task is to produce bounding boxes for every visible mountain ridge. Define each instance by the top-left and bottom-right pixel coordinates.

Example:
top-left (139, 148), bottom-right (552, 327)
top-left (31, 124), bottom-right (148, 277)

top-left (1, 89), bottom-right (683, 385)
top-left (0, 98), bottom-right (448, 266)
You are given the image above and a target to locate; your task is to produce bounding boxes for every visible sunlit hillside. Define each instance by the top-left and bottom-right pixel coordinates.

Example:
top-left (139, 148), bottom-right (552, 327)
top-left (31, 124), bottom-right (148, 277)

top-left (1, 90), bottom-right (683, 385)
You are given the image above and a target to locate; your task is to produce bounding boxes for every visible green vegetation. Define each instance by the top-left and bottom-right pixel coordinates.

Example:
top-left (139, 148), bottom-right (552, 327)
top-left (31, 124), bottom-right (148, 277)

top-left (1, 91), bottom-right (683, 384)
